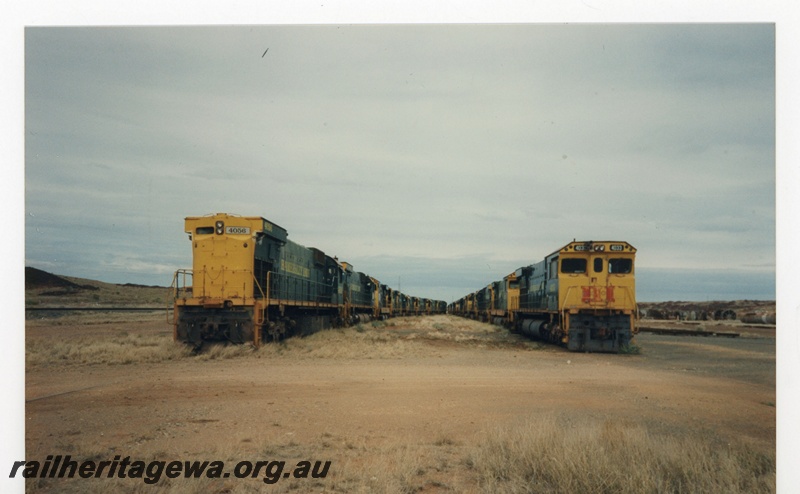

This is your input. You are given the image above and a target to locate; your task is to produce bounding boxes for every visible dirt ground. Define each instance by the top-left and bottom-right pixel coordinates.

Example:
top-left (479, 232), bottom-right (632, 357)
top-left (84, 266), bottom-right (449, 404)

top-left (24, 313), bottom-right (776, 493)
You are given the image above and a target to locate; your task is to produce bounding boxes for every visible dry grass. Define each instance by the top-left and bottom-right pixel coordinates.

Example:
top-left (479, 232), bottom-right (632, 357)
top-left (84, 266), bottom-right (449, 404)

top-left (26, 414), bottom-right (775, 494)
top-left (467, 414), bottom-right (775, 494)
top-left (25, 432), bottom-right (465, 494)
top-left (252, 314), bottom-right (523, 360)
top-left (406, 315), bottom-right (504, 342)
top-left (26, 315), bottom-right (539, 369)
top-left (26, 332), bottom-right (193, 368)
top-left (254, 323), bottom-right (432, 360)
top-left (26, 310), bottom-right (167, 327)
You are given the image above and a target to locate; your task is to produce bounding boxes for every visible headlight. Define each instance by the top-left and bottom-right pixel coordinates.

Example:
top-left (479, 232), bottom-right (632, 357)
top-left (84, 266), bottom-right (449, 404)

top-left (215, 221), bottom-right (224, 235)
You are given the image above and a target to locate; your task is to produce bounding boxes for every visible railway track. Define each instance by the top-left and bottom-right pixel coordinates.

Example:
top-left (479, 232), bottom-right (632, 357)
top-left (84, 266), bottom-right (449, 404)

top-left (638, 326), bottom-right (740, 338)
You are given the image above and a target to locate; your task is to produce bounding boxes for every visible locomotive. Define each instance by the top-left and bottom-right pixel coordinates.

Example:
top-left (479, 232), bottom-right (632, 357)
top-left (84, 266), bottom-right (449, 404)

top-left (170, 213), bottom-right (445, 349)
top-left (449, 240), bottom-right (638, 352)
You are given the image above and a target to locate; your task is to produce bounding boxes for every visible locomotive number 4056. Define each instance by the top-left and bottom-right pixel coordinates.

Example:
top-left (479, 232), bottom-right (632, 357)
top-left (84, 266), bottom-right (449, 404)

top-left (225, 226), bottom-right (251, 235)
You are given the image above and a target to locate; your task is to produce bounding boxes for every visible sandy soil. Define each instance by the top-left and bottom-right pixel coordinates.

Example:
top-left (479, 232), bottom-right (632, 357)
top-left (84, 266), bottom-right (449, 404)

top-left (24, 314), bottom-right (775, 493)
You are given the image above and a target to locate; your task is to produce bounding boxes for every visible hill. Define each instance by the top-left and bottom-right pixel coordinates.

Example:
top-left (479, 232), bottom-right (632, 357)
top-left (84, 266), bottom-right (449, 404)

top-left (25, 267), bottom-right (170, 308)
top-left (25, 267), bottom-right (98, 291)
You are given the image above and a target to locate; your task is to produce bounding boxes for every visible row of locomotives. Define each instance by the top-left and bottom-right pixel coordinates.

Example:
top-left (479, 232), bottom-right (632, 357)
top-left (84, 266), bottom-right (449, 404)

top-left (384, 291), bottom-right (445, 317)
top-left (346, 279), bottom-right (446, 319)
top-left (170, 213), bottom-right (447, 350)
top-left (451, 241), bottom-right (638, 353)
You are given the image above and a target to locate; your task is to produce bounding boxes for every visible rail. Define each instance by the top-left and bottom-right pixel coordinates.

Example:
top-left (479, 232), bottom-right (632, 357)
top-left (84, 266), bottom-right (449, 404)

top-left (638, 326), bottom-right (739, 338)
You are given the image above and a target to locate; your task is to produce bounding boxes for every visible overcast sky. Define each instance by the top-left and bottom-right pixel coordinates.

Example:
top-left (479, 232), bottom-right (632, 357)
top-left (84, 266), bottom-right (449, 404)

top-left (22, 23), bottom-right (776, 302)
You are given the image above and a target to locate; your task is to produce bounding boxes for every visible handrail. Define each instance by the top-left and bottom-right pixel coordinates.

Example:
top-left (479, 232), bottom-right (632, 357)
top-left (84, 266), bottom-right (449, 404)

top-left (168, 269), bottom-right (193, 325)
top-left (253, 272), bottom-right (266, 300)
top-left (618, 285), bottom-right (639, 333)
top-left (561, 285), bottom-right (575, 313)
top-left (253, 272), bottom-right (270, 327)
top-left (171, 269), bottom-right (194, 300)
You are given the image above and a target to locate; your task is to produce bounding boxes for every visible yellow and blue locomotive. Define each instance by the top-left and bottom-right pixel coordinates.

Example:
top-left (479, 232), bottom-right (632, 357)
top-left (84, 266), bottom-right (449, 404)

top-left (171, 213), bottom-right (445, 349)
top-left (450, 241), bottom-right (638, 352)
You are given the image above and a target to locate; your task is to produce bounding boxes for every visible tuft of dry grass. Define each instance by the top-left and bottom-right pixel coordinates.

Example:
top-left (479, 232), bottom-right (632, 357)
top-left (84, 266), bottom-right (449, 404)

top-left (467, 414), bottom-right (775, 494)
top-left (254, 325), bottom-right (432, 360)
top-left (26, 332), bottom-right (193, 369)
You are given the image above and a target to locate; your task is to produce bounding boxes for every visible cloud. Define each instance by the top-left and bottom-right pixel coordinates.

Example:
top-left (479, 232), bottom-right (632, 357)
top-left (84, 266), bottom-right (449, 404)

top-left (24, 24), bottom-right (775, 301)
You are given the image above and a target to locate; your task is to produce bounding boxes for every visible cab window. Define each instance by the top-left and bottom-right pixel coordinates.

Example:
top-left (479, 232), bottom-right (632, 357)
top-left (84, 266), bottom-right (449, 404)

top-left (609, 258), bottom-right (632, 274)
top-left (593, 258), bottom-right (603, 273)
top-left (561, 258), bottom-right (587, 274)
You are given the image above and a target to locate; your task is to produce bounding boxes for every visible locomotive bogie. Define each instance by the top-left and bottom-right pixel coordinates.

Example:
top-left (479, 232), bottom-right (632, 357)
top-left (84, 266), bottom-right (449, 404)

top-left (563, 312), bottom-right (635, 352)
top-left (175, 305), bottom-right (256, 348)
